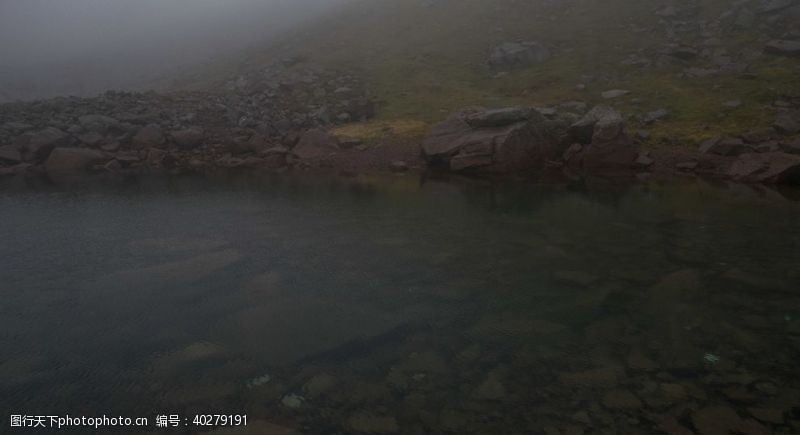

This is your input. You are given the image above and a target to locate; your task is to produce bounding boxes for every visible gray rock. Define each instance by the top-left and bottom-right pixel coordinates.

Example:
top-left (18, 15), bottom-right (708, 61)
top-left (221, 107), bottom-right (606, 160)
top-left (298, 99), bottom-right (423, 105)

top-left (699, 137), bottom-right (749, 156)
top-left (644, 108), bottom-right (669, 124)
top-left (488, 42), bottom-right (551, 68)
top-left (45, 148), bottom-right (107, 173)
top-left (464, 107), bottom-right (532, 128)
top-left (728, 152), bottom-right (800, 184)
top-left (765, 40), bottom-right (800, 57)
top-left (568, 106), bottom-right (624, 144)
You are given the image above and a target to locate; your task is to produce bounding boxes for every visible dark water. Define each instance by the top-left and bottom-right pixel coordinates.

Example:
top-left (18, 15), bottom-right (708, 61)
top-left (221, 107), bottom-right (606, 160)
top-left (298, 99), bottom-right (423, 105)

top-left (1, 173), bottom-right (799, 434)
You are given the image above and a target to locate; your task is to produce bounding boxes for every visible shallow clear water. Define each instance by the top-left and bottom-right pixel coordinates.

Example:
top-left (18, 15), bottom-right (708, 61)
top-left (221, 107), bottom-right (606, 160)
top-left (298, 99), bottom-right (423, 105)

top-left (1, 174), bottom-right (799, 434)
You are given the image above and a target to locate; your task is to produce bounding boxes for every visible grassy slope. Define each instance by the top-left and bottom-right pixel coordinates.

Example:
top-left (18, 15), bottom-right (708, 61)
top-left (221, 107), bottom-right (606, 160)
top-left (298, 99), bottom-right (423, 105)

top-left (244, 0), bottom-right (800, 146)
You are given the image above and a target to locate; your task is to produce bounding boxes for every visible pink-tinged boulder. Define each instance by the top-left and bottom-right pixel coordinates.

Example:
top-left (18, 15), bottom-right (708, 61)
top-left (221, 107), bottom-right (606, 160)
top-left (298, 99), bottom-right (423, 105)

top-left (132, 124), bottom-right (165, 149)
top-left (23, 127), bottom-right (73, 161)
top-left (45, 148), bottom-right (108, 173)
top-left (728, 152), bottom-right (800, 184)
top-left (421, 107), bottom-right (562, 173)
top-left (292, 128), bottom-right (339, 160)
top-left (574, 107), bottom-right (640, 170)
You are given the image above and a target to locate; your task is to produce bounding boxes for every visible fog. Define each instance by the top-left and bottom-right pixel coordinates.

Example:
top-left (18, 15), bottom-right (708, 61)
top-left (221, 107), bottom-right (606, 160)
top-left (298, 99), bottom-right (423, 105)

top-left (0, 0), bottom-right (343, 102)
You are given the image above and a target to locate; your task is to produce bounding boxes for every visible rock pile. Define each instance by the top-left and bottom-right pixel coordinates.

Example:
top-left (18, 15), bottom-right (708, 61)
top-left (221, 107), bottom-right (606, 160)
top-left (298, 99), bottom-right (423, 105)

top-left (0, 63), bottom-right (375, 176)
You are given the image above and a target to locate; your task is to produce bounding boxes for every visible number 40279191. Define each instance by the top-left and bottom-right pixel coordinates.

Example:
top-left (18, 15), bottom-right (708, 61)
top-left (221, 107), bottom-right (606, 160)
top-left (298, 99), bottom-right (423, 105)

top-left (192, 415), bottom-right (247, 426)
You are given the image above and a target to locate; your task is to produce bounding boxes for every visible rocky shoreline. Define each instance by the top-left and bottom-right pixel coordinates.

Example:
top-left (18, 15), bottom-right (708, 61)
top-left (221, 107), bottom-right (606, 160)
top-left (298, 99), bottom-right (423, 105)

top-left (1, 66), bottom-right (799, 186)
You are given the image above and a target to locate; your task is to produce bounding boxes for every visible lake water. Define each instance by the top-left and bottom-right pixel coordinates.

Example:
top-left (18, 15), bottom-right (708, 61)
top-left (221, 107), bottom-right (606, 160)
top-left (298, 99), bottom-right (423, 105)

top-left (1, 173), bottom-right (799, 434)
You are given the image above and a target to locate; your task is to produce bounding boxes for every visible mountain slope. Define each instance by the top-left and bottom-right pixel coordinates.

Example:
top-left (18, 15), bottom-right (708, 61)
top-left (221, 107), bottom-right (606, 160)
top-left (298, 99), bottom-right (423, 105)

top-left (240, 0), bottom-right (800, 146)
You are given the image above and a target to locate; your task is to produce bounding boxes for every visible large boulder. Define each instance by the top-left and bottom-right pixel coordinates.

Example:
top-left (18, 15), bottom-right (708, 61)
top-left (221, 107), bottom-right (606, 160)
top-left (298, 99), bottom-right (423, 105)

top-left (568, 106), bottom-right (624, 145)
top-left (45, 148), bottom-right (108, 173)
top-left (465, 107), bottom-right (533, 128)
top-left (421, 107), bottom-right (562, 173)
top-left (132, 124), bottom-right (166, 149)
top-left (566, 106), bottom-right (640, 170)
top-left (292, 128), bottom-right (340, 160)
top-left (728, 152), bottom-right (800, 184)
top-left (23, 127), bottom-right (73, 161)
top-left (489, 42), bottom-right (551, 69)
top-left (170, 127), bottom-right (205, 150)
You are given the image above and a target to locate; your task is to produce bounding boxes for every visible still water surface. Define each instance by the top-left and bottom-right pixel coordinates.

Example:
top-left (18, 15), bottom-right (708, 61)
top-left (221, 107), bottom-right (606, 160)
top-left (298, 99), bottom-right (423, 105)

top-left (1, 174), bottom-right (799, 434)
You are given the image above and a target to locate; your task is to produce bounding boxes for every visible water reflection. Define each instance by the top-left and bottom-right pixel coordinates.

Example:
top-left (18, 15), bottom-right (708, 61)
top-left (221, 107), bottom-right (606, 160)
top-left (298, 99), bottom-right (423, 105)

top-left (0, 173), bottom-right (798, 434)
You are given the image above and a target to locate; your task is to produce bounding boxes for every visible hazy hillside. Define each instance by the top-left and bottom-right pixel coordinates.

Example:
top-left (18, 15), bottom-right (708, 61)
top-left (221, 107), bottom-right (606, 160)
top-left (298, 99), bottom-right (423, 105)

top-left (233, 0), bottom-right (800, 146)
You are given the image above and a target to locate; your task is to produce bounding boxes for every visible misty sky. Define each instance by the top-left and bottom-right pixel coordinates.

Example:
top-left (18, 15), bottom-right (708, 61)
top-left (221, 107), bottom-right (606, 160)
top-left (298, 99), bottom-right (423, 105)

top-left (0, 0), bottom-right (343, 100)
